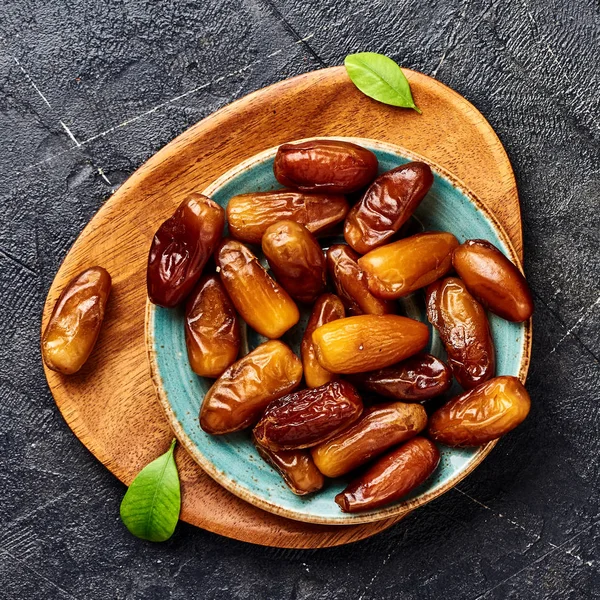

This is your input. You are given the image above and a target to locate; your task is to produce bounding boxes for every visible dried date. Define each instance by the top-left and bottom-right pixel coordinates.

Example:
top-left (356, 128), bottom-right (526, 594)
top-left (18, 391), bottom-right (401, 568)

top-left (253, 380), bottom-right (363, 451)
top-left (311, 402), bottom-right (427, 477)
top-left (147, 194), bottom-right (224, 307)
top-left (42, 267), bottom-right (111, 374)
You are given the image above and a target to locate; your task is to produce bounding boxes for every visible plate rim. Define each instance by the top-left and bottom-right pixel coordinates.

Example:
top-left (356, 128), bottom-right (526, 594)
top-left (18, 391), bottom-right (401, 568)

top-left (146, 136), bottom-right (532, 526)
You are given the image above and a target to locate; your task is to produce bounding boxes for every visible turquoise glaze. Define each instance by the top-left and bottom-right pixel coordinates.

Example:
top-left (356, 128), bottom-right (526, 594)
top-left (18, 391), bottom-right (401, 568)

top-left (146, 138), bottom-right (529, 525)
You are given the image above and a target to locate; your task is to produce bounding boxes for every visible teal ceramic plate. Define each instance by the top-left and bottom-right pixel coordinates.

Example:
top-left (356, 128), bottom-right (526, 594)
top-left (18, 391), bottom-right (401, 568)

top-left (146, 138), bottom-right (531, 525)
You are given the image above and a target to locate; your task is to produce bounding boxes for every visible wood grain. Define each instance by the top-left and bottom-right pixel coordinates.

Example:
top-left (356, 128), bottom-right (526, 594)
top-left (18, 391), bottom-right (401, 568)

top-left (41, 66), bottom-right (523, 548)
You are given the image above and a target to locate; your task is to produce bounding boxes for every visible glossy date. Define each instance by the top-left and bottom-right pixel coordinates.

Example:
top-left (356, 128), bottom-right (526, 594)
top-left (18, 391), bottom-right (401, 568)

top-left (42, 267), bottom-right (111, 374)
top-left (428, 375), bottom-right (531, 446)
top-left (200, 340), bottom-right (302, 434)
top-left (273, 139), bottom-right (378, 193)
top-left (426, 277), bottom-right (495, 389)
top-left (311, 315), bottom-right (429, 374)
top-left (452, 239), bottom-right (534, 322)
top-left (253, 380), bottom-right (363, 451)
top-left (262, 220), bottom-right (326, 304)
top-left (344, 162), bottom-right (434, 254)
top-left (335, 437), bottom-right (440, 512)
top-left (216, 239), bottom-right (299, 339)
top-left (350, 353), bottom-right (452, 401)
top-left (147, 194), bottom-right (224, 307)
top-left (311, 402), bottom-right (428, 477)
top-left (254, 435), bottom-right (325, 495)
top-left (185, 275), bottom-right (240, 378)
top-left (326, 244), bottom-right (394, 315)
top-left (226, 190), bottom-right (349, 244)
top-left (358, 232), bottom-right (459, 299)
top-left (301, 294), bottom-right (345, 388)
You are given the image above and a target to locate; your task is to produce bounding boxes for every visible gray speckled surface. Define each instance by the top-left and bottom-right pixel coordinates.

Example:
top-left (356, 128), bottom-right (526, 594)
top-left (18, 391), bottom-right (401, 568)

top-left (0, 1), bottom-right (599, 599)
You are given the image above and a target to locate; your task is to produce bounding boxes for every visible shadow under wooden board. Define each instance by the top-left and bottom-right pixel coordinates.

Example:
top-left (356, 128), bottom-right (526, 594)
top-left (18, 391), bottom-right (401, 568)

top-left (41, 66), bottom-right (523, 548)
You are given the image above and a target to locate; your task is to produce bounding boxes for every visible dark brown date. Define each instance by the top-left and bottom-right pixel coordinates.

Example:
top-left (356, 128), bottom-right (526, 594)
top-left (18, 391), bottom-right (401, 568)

top-left (301, 294), bottom-right (345, 388)
top-left (254, 435), bottom-right (325, 495)
top-left (311, 402), bottom-right (427, 477)
top-left (227, 191), bottom-right (349, 244)
top-left (42, 267), bottom-right (111, 374)
top-left (358, 232), bottom-right (459, 298)
top-left (428, 376), bottom-right (531, 446)
top-left (426, 277), bottom-right (495, 389)
top-left (326, 244), bottom-right (394, 315)
top-left (253, 380), bottom-right (363, 451)
top-left (147, 194), bottom-right (224, 307)
top-left (335, 437), bottom-right (440, 512)
top-left (273, 139), bottom-right (378, 193)
top-left (200, 340), bottom-right (302, 434)
top-left (452, 239), bottom-right (534, 322)
top-left (350, 353), bottom-right (452, 401)
top-left (344, 162), bottom-right (434, 254)
top-left (216, 239), bottom-right (299, 339)
top-left (311, 315), bottom-right (429, 374)
top-left (185, 275), bottom-right (240, 378)
top-left (262, 220), bottom-right (326, 303)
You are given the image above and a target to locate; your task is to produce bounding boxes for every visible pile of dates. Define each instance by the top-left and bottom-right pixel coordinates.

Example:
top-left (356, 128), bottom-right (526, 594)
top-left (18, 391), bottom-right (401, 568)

top-left (42, 139), bottom-right (534, 514)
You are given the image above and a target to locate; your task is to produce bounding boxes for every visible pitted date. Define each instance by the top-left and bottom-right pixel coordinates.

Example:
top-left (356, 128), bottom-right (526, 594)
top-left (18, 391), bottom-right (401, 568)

top-left (335, 437), bottom-right (440, 512)
top-left (216, 239), bottom-right (299, 339)
top-left (326, 244), bottom-right (394, 315)
top-left (273, 139), bottom-right (378, 193)
top-left (227, 191), bottom-right (349, 244)
top-left (185, 275), bottom-right (240, 378)
top-left (254, 435), bottom-right (325, 495)
top-left (358, 232), bottom-right (459, 299)
top-left (301, 294), bottom-right (345, 388)
top-left (311, 315), bottom-right (429, 374)
top-left (200, 340), bottom-right (302, 434)
top-left (428, 375), bottom-right (531, 446)
top-left (253, 380), bottom-right (363, 451)
top-left (262, 220), bottom-right (326, 304)
top-left (452, 239), bottom-right (534, 322)
top-left (311, 402), bottom-right (427, 477)
top-left (426, 277), bottom-right (495, 389)
top-left (344, 162), bottom-right (434, 253)
top-left (350, 353), bottom-right (452, 401)
top-left (42, 267), bottom-right (111, 374)
top-left (147, 194), bottom-right (224, 307)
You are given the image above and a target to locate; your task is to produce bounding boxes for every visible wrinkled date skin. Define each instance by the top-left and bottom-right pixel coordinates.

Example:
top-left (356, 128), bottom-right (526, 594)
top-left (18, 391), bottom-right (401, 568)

top-left (426, 277), bottom-right (495, 389)
top-left (429, 375), bottom-right (531, 446)
top-left (350, 353), bottom-right (452, 401)
top-left (301, 294), bottom-right (345, 388)
top-left (227, 191), bottom-right (349, 244)
top-left (344, 162), bottom-right (434, 254)
top-left (253, 380), bottom-right (363, 451)
top-left (273, 139), bottom-right (379, 194)
top-left (253, 435), bottom-right (325, 495)
top-left (147, 194), bottom-right (225, 307)
top-left (453, 239), bottom-right (534, 322)
top-left (358, 232), bottom-right (459, 299)
top-left (262, 220), bottom-right (326, 303)
top-left (335, 437), bottom-right (440, 512)
top-left (42, 267), bottom-right (112, 375)
top-left (216, 239), bottom-right (299, 339)
top-left (200, 340), bottom-right (302, 434)
top-left (311, 402), bottom-right (428, 478)
top-left (326, 244), bottom-right (394, 315)
top-left (311, 315), bottom-right (429, 374)
top-left (185, 275), bottom-right (240, 378)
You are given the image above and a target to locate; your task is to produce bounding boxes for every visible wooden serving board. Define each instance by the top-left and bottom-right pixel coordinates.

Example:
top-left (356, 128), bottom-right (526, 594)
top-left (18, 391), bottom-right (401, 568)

top-left (41, 66), bottom-right (522, 548)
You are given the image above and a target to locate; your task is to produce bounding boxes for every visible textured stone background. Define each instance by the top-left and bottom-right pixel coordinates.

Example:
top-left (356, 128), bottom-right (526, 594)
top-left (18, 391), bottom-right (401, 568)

top-left (1, 1), bottom-right (599, 598)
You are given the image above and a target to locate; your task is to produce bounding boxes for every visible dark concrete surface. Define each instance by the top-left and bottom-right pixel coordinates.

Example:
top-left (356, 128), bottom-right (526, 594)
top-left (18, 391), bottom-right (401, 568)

top-left (0, 0), bottom-right (599, 598)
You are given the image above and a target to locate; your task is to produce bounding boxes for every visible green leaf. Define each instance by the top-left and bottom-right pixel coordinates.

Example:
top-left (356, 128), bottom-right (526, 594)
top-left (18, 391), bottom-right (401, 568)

top-left (120, 439), bottom-right (181, 542)
top-left (344, 52), bottom-right (422, 114)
